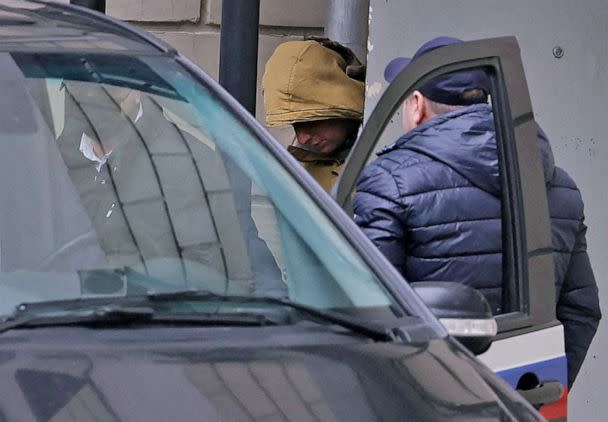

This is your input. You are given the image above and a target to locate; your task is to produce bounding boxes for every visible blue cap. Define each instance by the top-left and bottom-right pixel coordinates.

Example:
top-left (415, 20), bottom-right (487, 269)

top-left (384, 36), bottom-right (490, 106)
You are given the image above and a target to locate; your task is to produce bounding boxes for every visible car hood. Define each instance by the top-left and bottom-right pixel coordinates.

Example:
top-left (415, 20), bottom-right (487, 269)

top-left (0, 325), bottom-right (540, 421)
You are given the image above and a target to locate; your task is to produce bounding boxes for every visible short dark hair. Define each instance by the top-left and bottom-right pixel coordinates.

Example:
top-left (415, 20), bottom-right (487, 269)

top-left (426, 88), bottom-right (488, 115)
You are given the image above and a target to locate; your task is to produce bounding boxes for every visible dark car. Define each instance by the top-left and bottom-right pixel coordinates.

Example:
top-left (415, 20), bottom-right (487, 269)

top-left (0, 1), bottom-right (546, 421)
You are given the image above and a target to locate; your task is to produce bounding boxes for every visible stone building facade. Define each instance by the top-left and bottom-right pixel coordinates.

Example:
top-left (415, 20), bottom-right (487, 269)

top-left (107, 0), bottom-right (329, 146)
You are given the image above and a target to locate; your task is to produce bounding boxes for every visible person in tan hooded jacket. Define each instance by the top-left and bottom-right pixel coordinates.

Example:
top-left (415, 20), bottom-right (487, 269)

top-left (262, 37), bottom-right (366, 192)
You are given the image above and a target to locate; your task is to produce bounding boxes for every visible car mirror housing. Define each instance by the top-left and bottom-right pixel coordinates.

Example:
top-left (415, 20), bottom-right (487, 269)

top-left (411, 281), bottom-right (497, 355)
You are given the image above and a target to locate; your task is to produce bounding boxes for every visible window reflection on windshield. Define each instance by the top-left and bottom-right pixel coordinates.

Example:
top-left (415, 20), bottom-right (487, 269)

top-left (0, 53), bottom-right (396, 319)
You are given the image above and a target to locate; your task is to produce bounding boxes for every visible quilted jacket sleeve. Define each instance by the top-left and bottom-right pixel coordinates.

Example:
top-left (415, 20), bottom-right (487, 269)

top-left (556, 219), bottom-right (601, 388)
top-left (353, 164), bottom-right (407, 275)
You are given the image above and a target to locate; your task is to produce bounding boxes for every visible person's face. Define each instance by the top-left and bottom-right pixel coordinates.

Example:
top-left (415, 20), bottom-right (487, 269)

top-left (293, 119), bottom-right (356, 154)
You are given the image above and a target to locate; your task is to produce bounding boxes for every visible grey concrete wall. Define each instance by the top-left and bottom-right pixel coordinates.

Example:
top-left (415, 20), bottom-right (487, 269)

top-left (366, 1), bottom-right (607, 420)
top-left (107, 0), bottom-right (328, 147)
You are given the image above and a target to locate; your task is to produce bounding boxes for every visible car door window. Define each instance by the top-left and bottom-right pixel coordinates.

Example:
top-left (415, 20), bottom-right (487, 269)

top-left (336, 37), bottom-right (556, 332)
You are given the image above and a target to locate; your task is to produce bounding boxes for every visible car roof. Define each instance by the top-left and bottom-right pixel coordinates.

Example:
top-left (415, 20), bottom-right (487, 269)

top-left (0, 0), bottom-right (173, 54)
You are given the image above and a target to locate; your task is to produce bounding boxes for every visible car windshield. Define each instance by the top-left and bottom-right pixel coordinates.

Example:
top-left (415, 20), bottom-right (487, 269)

top-left (0, 51), bottom-right (400, 321)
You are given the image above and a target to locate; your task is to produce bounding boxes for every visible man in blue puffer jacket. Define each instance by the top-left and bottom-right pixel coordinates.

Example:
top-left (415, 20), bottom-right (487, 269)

top-left (353, 37), bottom-right (600, 387)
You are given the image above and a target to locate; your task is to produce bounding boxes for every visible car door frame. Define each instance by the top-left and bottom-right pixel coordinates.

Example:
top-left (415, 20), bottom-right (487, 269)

top-left (331, 37), bottom-right (571, 416)
top-left (333, 36), bottom-right (557, 337)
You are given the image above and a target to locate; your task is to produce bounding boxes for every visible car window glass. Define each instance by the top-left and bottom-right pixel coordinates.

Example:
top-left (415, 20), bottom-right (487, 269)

top-left (0, 52), bottom-right (398, 319)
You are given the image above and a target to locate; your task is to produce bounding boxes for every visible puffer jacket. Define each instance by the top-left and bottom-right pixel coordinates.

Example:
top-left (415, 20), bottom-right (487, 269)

top-left (353, 103), bottom-right (600, 387)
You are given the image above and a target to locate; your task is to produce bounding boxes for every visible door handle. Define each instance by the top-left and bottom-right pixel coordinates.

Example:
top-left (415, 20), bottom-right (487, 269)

top-left (516, 380), bottom-right (563, 408)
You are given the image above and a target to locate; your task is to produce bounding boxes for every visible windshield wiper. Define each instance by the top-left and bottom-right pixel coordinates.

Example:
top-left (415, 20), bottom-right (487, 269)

top-left (3, 292), bottom-right (396, 341)
top-left (146, 291), bottom-right (397, 342)
top-left (0, 305), bottom-right (154, 334)
top-left (0, 304), bottom-right (277, 334)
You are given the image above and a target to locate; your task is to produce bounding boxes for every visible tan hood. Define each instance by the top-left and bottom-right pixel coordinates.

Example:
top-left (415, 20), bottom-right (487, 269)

top-left (262, 40), bottom-right (365, 127)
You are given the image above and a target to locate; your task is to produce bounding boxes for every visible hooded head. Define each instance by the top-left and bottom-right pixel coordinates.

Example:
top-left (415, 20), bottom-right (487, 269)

top-left (262, 40), bottom-right (365, 128)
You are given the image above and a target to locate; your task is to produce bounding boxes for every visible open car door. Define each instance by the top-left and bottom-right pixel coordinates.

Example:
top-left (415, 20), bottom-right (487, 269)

top-left (333, 37), bottom-right (568, 420)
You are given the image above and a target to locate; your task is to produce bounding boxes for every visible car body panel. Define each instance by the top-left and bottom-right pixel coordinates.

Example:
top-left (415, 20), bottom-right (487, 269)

top-left (479, 325), bottom-right (568, 420)
top-left (0, 326), bottom-right (541, 422)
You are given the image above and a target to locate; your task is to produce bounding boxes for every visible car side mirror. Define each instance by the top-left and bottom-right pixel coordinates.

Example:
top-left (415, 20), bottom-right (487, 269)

top-left (411, 282), bottom-right (497, 355)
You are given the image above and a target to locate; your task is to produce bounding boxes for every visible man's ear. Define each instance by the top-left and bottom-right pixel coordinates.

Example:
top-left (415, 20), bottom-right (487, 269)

top-left (411, 91), bottom-right (426, 126)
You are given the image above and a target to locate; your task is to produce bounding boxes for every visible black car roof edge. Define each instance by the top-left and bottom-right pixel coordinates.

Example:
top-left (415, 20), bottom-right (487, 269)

top-left (30, 0), bottom-right (177, 55)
